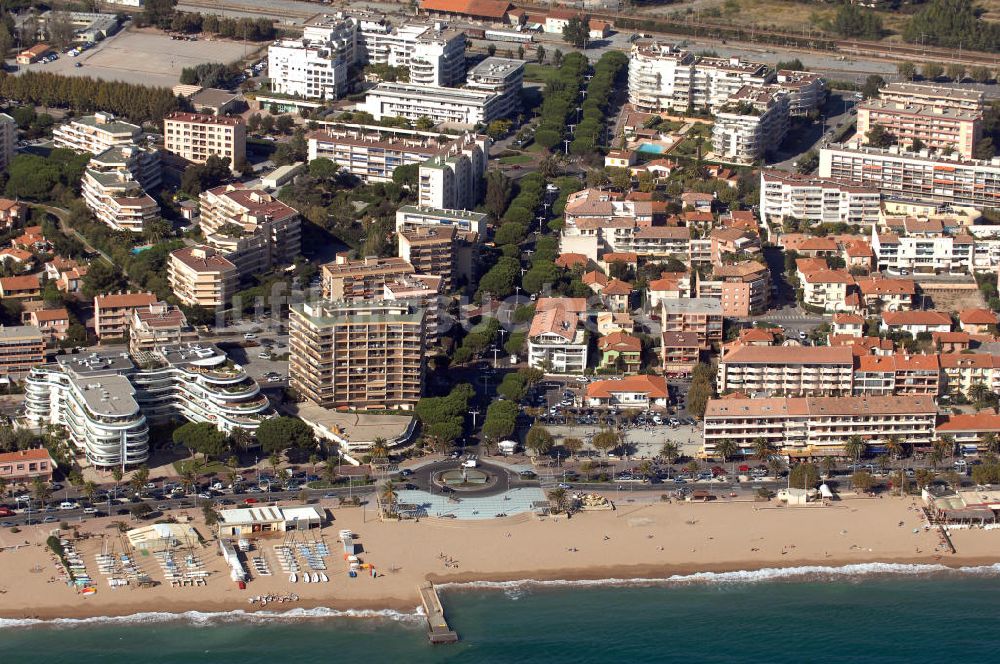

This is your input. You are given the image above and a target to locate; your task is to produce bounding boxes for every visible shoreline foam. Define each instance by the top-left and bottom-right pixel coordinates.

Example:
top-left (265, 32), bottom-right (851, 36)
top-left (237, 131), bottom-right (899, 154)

top-left (5, 559), bottom-right (1000, 629)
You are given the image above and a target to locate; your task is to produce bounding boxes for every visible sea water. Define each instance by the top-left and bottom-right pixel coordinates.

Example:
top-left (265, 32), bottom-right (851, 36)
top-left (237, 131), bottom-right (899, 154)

top-left (4, 564), bottom-right (1000, 663)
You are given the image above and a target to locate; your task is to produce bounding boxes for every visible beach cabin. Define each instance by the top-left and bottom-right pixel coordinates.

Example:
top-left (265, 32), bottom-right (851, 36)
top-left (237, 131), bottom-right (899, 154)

top-left (217, 505), bottom-right (325, 538)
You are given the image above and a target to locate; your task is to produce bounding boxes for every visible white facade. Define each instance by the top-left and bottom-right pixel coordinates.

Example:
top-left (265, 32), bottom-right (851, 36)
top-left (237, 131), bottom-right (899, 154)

top-left (363, 82), bottom-right (501, 126)
top-left (711, 85), bottom-right (789, 163)
top-left (25, 345), bottom-right (272, 468)
top-left (268, 39), bottom-right (353, 101)
top-left (418, 148), bottom-right (487, 211)
top-left (759, 170), bottom-right (881, 226)
top-left (628, 41), bottom-right (772, 113)
top-left (81, 145), bottom-right (161, 233)
top-left (465, 57), bottom-right (524, 119)
top-left (52, 112), bottom-right (141, 154)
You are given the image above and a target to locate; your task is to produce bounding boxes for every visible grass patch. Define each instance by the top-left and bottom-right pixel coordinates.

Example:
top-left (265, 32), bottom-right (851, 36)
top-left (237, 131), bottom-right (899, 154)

top-left (524, 63), bottom-right (556, 84)
top-left (173, 458), bottom-right (230, 477)
top-left (499, 154), bottom-right (533, 165)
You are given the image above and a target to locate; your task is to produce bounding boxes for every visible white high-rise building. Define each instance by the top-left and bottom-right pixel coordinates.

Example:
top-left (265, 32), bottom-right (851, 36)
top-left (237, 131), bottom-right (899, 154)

top-left (53, 112), bottom-right (141, 154)
top-left (711, 85), bottom-right (789, 163)
top-left (628, 41), bottom-right (773, 114)
top-left (759, 170), bottom-right (881, 226)
top-left (267, 12), bottom-right (467, 101)
top-left (81, 145), bottom-right (161, 233)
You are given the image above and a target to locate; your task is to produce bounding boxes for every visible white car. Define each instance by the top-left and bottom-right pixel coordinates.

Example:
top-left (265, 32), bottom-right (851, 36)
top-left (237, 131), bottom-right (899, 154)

top-left (82, 507), bottom-right (98, 514)
top-left (244, 333), bottom-right (257, 340)
top-left (59, 501), bottom-right (79, 510)
top-left (258, 351), bottom-right (272, 359)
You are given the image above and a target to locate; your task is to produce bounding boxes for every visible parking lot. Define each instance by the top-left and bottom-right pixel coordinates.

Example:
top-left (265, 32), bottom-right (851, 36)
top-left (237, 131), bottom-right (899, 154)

top-left (13, 27), bottom-right (250, 88)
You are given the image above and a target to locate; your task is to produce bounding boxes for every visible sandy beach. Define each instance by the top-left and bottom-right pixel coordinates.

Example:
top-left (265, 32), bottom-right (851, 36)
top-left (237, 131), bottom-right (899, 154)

top-left (0, 495), bottom-right (997, 621)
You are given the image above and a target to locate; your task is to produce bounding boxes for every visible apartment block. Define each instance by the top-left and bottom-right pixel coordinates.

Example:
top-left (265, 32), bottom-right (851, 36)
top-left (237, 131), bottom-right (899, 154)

top-left (774, 70), bottom-right (826, 116)
top-left (819, 144), bottom-right (1000, 208)
top-left (93, 291), bottom-right (158, 339)
top-left (856, 99), bottom-right (981, 159)
top-left (853, 353), bottom-right (940, 396)
top-left (307, 125), bottom-right (487, 184)
top-left (0, 274), bottom-right (41, 300)
top-left (395, 204), bottom-right (487, 236)
top-left (717, 344), bottom-right (855, 396)
top-left (759, 170), bottom-right (880, 226)
top-left (628, 41), bottom-right (773, 113)
top-left (703, 394), bottom-right (937, 457)
top-left (81, 145), bottom-right (161, 233)
top-left (127, 302), bottom-right (198, 353)
top-left (163, 112), bottom-right (246, 170)
top-left (397, 224), bottom-right (457, 291)
top-left (28, 308), bottom-right (70, 344)
top-left (527, 300), bottom-right (587, 374)
top-left (697, 261), bottom-right (770, 317)
top-left (383, 274), bottom-right (443, 346)
top-left (199, 185), bottom-right (301, 280)
top-left (878, 82), bottom-right (985, 115)
top-left (660, 298), bottom-right (723, 348)
top-left (464, 57), bottom-right (524, 119)
top-left (288, 299), bottom-right (426, 410)
top-left (53, 112), bottom-right (141, 154)
top-left (871, 214), bottom-right (976, 275)
top-left (660, 330), bottom-right (700, 376)
top-left (321, 255), bottom-right (415, 300)
top-left (363, 82), bottom-right (501, 126)
top-left (937, 412), bottom-right (1000, 455)
top-left (268, 14), bottom-right (358, 100)
top-left (168, 245), bottom-right (238, 309)
top-left (0, 325), bottom-right (44, 375)
top-left (418, 147), bottom-right (487, 210)
top-left (0, 448), bottom-right (56, 482)
top-left (25, 344), bottom-right (272, 467)
top-left (711, 84), bottom-right (789, 163)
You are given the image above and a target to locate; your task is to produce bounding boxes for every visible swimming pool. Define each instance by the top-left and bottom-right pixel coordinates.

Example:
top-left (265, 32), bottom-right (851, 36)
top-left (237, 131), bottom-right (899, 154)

top-left (638, 143), bottom-right (665, 154)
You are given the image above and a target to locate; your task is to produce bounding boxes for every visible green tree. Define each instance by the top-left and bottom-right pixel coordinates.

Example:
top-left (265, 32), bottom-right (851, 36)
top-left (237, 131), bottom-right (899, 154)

top-left (482, 400), bottom-right (519, 442)
top-left (851, 470), bottom-right (875, 492)
top-left (862, 74), bottom-right (887, 98)
top-left (843, 435), bottom-right (866, 467)
top-left (831, 4), bottom-right (883, 38)
top-left (255, 416), bottom-right (314, 453)
top-left (380, 480), bottom-right (398, 517)
top-left (536, 44), bottom-right (545, 63)
top-left (548, 487), bottom-right (569, 513)
top-left (562, 15), bottom-right (589, 48)
top-left (866, 124), bottom-right (896, 148)
top-left (788, 462), bottom-right (820, 489)
top-left (525, 425), bottom-right (554, 456)
top-left (660, 442), bottom-right (681, 465)
top-left (896, 62), bottom-right (916, 82)
top-left (591, 428), bottom-right (621, 457)
top-left (173, 422), bottom-right (229, 459)
top-left (922, 62), bottom-right (944, 81)
top-left (752, 437), bottom-right (773, 462)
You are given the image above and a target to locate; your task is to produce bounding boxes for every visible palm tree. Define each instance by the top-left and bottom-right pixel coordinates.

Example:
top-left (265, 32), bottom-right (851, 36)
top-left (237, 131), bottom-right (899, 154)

top-left (843, 435), bottom-right (866, 470)
top-left (562, 437), bottom-right (584, 458)
top-left (983, 432), bottom-right (1000, 456)
top-left (0, 477), bottom-right (7, 498)
top-left (547, 487), bottom-right (568, 514)
top-left (268, 452), bottom-right (281, 477)
top-left (938, 435), bottom-right (956, 463)
top-left (969, 382), bottom-right (992, 409)
top-left (111, 467), bottom-right (124, 492)
top-left (768, 457), bottom-right (785, 479)
top-left (752, 437), bottom-right (773, 463)
top-left (180, 467), bottom-right (197, 495)
top-left (322, 460), bottom-right (339, 485)
top-left (884, 435), bottom-right (903, 464)
top-left (32, 477), bottom-right (51, 505)
top-left (380, 480), bottom-right (398, 517)
top-left (659, 442), bottom-right (681, 465)
top-left (715, 439), bottom-right (738, 475)
top-left (592, 428), bottom-right (622, 459)
top-left (371, 437), bottom-right (389, 461)
top-left (82, 481), bottom-right (98, 505)
top-left (820, 456), bottom-right (837, 479)
top-left (931, 437), bottom-right (952, 469)
top-left (230, 427), bottom-right (252, 451)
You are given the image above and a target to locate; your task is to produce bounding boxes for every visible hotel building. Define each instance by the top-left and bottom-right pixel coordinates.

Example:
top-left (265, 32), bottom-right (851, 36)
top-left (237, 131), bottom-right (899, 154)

top-left (53, 112), bottom-right (141, 154)
top-left (759, 170), bottom-right (880, 226)
top-left (702, 394), bottom-right (938, 457)
top-left (717, 345), bottom-right (855, 396)
top-left (163, 112), bottom-right (246, 170)
top-left (25, 344), bottom-right (273, 468)
top-left (288, 300), bottom-right (426, 410)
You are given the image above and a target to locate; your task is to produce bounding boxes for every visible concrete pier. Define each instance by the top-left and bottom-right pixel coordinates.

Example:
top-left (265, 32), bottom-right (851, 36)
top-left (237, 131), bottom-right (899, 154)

top-left (418, 582), bottom-right (458, 644)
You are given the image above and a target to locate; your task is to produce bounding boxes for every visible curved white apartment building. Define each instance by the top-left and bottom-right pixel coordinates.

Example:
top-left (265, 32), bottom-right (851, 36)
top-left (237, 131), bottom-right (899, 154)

top-left (25, 344), bottom-right (272, 468)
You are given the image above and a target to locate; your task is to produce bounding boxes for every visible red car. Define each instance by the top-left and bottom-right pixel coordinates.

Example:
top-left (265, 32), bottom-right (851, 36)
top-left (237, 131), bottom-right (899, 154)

top-left (243, 498), bottom-right (259, 505)
top-left (0, 507), bottom-right (13, 517)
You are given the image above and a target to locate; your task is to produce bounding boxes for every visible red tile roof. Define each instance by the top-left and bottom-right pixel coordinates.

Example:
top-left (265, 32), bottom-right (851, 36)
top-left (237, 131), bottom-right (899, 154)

top-left (586, 375), bottom-right (668, 399)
